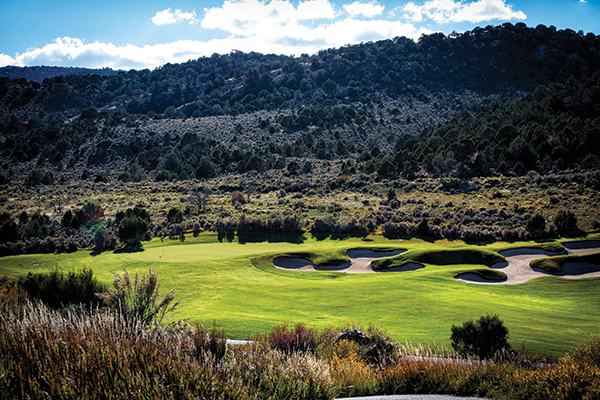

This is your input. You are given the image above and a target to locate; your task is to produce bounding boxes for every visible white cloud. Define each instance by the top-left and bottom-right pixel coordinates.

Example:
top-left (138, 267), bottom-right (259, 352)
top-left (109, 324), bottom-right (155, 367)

top-left (1, 0), bottom-right (437, 70)
top-left (201, 0), bottom-right (335, 36)
top-left (402, 0), bottom-right (526, 24)
top-left (3, 16), bottom-right (429, 70)
top-left (343, 1), bottom-right (384, 17)
top-left (0, 53), bottom-right (16, 66)
top-left (151, 7), bottom-right (197, 25)
top-left (298, 0), bottom-right (337, 19)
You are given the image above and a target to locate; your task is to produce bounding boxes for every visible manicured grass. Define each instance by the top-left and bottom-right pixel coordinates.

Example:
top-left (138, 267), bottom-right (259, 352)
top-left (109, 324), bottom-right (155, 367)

top-left (1, 232), bottom-right (600, 357)
top-left (372, 248), bottom-right (506, 270)
top-left (531, 252), bottom-right (600, 273)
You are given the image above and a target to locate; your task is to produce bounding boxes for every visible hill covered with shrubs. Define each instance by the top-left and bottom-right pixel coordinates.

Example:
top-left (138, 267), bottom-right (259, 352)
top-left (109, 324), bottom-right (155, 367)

top-left (0, 22), bottom-right (600, 253)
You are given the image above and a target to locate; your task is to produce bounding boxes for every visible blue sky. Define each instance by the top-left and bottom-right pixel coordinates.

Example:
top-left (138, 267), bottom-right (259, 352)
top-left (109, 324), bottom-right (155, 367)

top-left (1, 0), bottom-right (598, 70)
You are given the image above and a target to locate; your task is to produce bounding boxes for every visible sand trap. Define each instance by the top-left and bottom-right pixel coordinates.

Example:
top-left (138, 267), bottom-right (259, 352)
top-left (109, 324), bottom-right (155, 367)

top-left (456, 241), bottom-right (600, 285)
top-left (273, 249), bottom-right (423, 274)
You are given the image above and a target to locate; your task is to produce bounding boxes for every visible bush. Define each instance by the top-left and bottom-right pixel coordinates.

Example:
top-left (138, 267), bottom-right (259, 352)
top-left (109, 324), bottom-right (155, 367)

top-left (24, 169), bottom-right (54, 186)
top-left (0, 213), bottom-right (19, 242)
top-left (17, 268), bottom-right (106, 309)
top-left (258, 323), bottom-right (319, 354)
top-left (118, 216), bottom-right (148, 245)
top-left (25, 212), bottom-right (52, 238)
top-left (96, 267), bottom-right (179, 326)
top-left (231, 191), bottom-right (246, 205)
top-left (167, 207), bottom-right (184, 224)
top-left (526, 213), bottom-right (546, 237)
top-left (553, 210), bottom-right (579, 236)
top-left (0, 303), bottom-right (333, 400)
top-left (417, 217), bottom-right (430, 236)
top-left (450, 314), bottom-right (510, 359)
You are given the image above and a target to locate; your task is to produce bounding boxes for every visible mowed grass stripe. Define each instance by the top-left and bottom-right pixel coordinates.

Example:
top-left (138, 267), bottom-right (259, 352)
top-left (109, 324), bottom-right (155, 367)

top-left (1, 233), bottom-right (599, 357)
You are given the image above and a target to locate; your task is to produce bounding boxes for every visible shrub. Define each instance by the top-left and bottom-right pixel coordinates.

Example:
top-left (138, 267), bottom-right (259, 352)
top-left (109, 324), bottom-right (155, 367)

top-left (0, 303), bottom-right (397, 398)
top-left (91, 223), bottom-right (116, 252)
top-left (96, 267), bottom-right (179, 326)
top-left (417, 217), bottom-right (430, 236)
top-left (118, 216), bottom-right (148, 245)
top-left (317, 325), bottom-right (400, 367)
top-left (287, 161), bottom-right (300, 175)
top-left (258, 323), bottom-right (319, 354)
top-left (327, 340), bottom-right (377, 398)
top-left (386, 188), bottom-right (397, 202)
top-left (24, 168), bottom-right (54, 186)
top-left (80, 198), bottom-right (104, 225)
top-left (25, 212), bottom-right (52, 238)
top-left (450, 314), bottom-right (510, 360)
top-left (553, 210), bottom-right (579, 236)
top-left (190, 321), bottom-right (227, 361)
top-left (93, 173), bottom-right (108, 183)
top-left (0, 215), bottom-right (19, 242)
top-left (167, 207), bottom-right (184, 224)
top-left (526, 213), bottom-right (546, 237)
top-left (231, 190), bottom-right (246, 205)
top-left (17, 268), bottom-right (106, 309)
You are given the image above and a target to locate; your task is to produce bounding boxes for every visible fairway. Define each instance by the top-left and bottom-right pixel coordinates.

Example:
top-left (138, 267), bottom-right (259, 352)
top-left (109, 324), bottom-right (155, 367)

top-left (2, 232), bottom-right (600, 357)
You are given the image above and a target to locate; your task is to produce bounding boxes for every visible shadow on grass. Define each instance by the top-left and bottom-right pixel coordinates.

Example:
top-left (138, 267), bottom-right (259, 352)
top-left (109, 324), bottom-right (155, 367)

top-left (217, 229), bottom-right (236, 243)
top-left (237, 231), bottom-right (305, 244)
top-left (310, 232), bottom-right (370, 241)
top-left (113, 244), bottom-right (145, 254)
top-left (382, 233), bottom-right (437, 243)
top-left (217, 229), bottom-right (306, 244)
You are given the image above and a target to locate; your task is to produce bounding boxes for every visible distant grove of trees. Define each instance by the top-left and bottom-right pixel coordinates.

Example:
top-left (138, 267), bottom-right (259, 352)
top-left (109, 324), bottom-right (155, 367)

top-left (2, 23), bottom-right (599, 120)
top-left (1, 23), bottom-right (600, 182)
top-left (1, 71), bottom-right (600, 184)
top-left (361, 72), bottom-right (600, 178)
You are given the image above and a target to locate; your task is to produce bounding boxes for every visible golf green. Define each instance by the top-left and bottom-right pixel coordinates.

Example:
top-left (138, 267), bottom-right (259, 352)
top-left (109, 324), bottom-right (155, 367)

top-left (1, 232), bottom-right (599, 357)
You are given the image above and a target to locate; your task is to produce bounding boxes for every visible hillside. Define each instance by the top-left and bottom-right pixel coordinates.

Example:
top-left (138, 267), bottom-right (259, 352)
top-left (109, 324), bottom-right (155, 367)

top-left (1, 23), bottom-right (599, 182)
top-left (0, 22), bottom-right (599, 255)
top-left (0, 65), bottom-right (119, 83)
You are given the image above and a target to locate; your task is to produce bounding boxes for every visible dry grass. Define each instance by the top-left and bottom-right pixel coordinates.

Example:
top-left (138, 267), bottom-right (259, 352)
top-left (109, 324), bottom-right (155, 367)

top-left (2, 301), bottom-right (600, 399)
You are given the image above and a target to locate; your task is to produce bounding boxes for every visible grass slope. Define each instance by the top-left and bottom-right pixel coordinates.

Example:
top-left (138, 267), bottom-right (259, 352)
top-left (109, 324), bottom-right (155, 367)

top-left (372, 248), bottom-right (506, 270)
top-left (1, 233), bottom-right (600, 357)
top-left (531, 252), bottom-right (600, 273)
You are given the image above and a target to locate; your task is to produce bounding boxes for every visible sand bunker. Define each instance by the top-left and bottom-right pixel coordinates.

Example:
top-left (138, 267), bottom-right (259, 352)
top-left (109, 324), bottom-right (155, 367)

top-left (456, 241), bottom-right (600, 285)
top-left (273, 241), bottom-right (600, 282)
top-left (273, 249), bottom-right (423, 274)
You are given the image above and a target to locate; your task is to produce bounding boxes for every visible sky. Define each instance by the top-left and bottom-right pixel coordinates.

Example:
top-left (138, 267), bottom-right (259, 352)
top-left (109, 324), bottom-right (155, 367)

top-left (0, 0), bottom-right (598, 70)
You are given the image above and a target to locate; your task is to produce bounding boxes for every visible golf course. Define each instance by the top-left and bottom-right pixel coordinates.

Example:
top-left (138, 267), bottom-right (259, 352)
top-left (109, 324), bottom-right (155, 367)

top-left (2, 232), bottom-right (600, 357)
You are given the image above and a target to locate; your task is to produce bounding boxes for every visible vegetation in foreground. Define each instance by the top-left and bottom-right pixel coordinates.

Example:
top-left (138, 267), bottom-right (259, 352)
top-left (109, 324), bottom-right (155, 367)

top-left (2, 299), bottom-right (600, 400)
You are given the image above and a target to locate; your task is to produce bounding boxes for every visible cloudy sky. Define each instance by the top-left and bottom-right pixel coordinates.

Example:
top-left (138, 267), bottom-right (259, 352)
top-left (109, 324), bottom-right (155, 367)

top-left (0, 0), bottom-right (598, 70)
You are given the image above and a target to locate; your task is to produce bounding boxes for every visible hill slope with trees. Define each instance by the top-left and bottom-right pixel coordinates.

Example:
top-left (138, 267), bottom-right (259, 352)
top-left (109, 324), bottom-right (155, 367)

top-left (0, 22), bottom-right (599, 254)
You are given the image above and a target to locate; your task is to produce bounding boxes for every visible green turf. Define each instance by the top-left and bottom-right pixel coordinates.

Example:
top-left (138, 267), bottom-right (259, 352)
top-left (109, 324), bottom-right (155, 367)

top-left (1, 232), bottom-right (599, 358)
top-left (372, 248), bottom-right (506, 270)
top-left (531, 252), bottom-right (600, 273)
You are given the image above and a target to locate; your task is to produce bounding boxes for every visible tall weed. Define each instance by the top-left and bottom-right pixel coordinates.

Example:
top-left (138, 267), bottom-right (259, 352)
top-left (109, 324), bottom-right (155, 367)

top-left (0, 302), bottom-right (333, 399)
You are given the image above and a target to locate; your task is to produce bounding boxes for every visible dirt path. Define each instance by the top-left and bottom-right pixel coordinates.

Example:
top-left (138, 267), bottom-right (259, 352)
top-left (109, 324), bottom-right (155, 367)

top-left (273, 249), bottom-right (423, 274)
top-left (455, 241), bottom-right (600, 285)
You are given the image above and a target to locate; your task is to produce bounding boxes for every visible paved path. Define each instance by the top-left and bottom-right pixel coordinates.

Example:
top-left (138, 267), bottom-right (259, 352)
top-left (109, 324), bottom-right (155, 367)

top-left (337, 395), bottom-right (484, 400)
